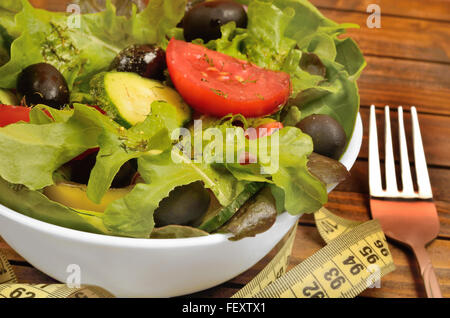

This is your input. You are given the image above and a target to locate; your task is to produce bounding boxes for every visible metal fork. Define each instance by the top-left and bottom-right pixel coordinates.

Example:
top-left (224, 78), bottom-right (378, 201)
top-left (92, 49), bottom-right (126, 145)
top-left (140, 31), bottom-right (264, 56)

top-left (369, 105), bottom-right (442, 298)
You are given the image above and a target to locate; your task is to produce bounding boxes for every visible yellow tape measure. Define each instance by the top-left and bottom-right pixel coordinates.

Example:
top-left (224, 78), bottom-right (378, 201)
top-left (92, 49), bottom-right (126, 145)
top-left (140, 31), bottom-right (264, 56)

top-left (0, 208), bottom-right (395, 298)
top-left (233, 208), bottom-right (395, 298)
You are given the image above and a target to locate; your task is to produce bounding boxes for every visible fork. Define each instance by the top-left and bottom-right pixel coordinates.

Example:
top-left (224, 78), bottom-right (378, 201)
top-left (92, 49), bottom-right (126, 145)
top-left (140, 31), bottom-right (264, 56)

top-left (369, 105), bottom-right (442, 298)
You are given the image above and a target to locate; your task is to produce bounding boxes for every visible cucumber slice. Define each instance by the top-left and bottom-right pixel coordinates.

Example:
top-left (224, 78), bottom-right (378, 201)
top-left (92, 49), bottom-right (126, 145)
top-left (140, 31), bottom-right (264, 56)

top-left (198, 182), bottom-right (265, 233)
top-left (0, 89), bottom-right (19, 105)
top-left (90, 72), bottom-right (191, 129)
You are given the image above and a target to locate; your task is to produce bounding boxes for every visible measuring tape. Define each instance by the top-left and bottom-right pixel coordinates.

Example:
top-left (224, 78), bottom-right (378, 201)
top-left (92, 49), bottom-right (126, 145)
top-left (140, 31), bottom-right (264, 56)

top-left (0, 208), bottom-right (395, 298)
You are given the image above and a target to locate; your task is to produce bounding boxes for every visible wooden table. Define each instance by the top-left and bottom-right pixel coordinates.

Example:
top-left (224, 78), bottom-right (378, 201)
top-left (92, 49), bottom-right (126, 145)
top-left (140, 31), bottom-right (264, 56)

top-left (1, 0), bottom-right (449, 298)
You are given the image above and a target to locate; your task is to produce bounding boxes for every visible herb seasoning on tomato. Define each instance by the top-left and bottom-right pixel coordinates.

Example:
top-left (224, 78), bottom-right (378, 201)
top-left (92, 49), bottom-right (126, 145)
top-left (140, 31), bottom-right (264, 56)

top-left (166, 39), bottom-right (291, 117)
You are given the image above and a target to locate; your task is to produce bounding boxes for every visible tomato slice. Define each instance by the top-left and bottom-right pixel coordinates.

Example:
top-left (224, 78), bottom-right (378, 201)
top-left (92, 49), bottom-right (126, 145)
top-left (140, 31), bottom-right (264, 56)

top-left (0, 105), bottom-right (31, 127)
top-left (166, 39), bottom-right (291, 118)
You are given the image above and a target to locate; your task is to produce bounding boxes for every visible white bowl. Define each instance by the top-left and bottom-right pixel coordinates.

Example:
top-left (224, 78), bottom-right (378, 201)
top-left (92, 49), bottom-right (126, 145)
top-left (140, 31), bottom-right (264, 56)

top-left (0, 114), bottom-right (362, 297)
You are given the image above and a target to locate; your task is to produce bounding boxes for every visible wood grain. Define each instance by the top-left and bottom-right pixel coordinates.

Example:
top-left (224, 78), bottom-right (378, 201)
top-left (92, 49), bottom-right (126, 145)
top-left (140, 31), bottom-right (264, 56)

top-left (358, 56), bottom-right (450, 116)
top-left (321, 9), bottom-right (450, 63)
top-left (311, 0), bottom-right (450, 22)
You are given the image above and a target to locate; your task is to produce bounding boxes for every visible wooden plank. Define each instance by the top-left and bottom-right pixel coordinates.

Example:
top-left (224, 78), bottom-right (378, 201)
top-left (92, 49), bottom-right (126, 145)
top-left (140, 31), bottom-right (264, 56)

top-left (311, 0), bottom-right (450, 22)
top-left (321, 9), bottom-right (450, 63)
top-left (225, 225), bottom-right (450, 298)
top-left (358, 107), bottom-right (450, 168)
top-left (357, 56), bottom-right (450, 116)
top-left (10, 265), bottom-right (58, 285)
top-left (336, 161), bottom-right (450, 203)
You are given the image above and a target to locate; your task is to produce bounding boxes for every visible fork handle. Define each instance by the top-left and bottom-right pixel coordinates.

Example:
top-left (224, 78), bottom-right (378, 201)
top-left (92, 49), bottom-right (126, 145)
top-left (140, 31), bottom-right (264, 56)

top-left (411, 244), bottom-right (443, 298)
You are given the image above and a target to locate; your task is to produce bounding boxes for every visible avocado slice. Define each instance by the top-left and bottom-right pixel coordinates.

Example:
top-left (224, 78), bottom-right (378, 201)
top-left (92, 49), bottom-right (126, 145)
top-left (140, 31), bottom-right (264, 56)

top-left (90, 72), bottom-right (191, 129)
top-left (0, 88), bottom-right (18, 105)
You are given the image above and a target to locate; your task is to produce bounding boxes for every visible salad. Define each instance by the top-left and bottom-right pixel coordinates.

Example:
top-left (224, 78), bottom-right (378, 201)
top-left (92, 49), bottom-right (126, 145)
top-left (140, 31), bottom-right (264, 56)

top-left (0, 0), bottom-right (365, 240)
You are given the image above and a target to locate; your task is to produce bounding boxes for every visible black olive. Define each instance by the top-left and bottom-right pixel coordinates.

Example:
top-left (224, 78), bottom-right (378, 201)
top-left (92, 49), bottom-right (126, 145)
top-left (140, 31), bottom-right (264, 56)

top-left (70, 152), bottom-right (137, 188)
top-left (154, 181), bottom-right (211, 227)
top-left (17, 63), bottom-right (69, 109)
top-left (183, 0), bottom-right (247, 43)
top-left (177, 0), bottom-right (206, 27)
top-left (110, 44), bottom-right (166, 81)
top-left (296, 114), bottom-right (347, 160)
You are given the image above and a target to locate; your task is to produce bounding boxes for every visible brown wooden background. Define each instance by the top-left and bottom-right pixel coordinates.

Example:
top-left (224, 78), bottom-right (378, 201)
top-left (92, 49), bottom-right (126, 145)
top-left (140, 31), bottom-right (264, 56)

top-left (1, 0), bottom-right (449, 298)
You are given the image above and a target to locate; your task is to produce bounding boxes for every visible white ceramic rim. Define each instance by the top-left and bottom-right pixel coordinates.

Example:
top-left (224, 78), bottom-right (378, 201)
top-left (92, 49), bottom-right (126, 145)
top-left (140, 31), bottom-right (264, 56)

top-left (0, 113), bottom-right (363, 247)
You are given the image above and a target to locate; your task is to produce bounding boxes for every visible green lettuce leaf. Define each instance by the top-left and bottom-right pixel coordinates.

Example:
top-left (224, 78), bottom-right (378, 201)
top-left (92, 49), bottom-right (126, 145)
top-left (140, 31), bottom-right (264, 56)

top-left (225, 127), bottom-right (327, 214)
top-left (103, 149), bottom-right (247, 238)
top-left (0, 0), bottom-right (22, 41)
top-left (86, 104), bottom-right (172, 204)
top-left (334, 37), bottom-right (366, 81)
top-left (297, 58), bottom-right (360, 139)
top-left (204, 22), bottom-right (248, 60)
top-left (243, 0), bottom-right (296, 70)
top-left (0, 105), bottom-right (103, 190)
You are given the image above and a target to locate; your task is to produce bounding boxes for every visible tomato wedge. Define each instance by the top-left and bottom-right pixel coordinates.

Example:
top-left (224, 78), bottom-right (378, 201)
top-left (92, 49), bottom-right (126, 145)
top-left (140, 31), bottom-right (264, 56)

top-left (166, 39), bottom-right (291, 117)
top-left (0, 105), bottom-right (31, 127)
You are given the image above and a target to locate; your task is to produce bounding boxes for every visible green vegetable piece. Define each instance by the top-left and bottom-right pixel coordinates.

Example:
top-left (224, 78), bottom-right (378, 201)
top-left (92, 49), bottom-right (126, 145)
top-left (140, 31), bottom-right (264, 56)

top-left (281, 105), bottom-right (302, 127)
top-left (219, 186), bottom-right (277, 241)
top-left (90, 72), bottom-right (191, 129)
top-left (198, 182), bottom-right (264, 233)
top-left (150, 225), bottom-right (209, 239)
top-left (334, 37), bottom-right (367, 81)
top-left (225, 127), bottom-right (328, 215)
top-left (299, 52), bottom-right (326, 77)
top-left (298, 59), bottom-right (360, 140)
top-left (0, 88), bottom-right (18, 105)
top-left (307, 152), bottom-right (350, 185)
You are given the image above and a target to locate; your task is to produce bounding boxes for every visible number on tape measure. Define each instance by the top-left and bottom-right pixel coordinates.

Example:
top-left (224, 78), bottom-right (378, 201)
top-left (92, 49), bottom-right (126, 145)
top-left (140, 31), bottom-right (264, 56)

top-left (9, 287), bottom-right (36, 298)
top-left (342, 256), bottom-right (364, 275)
top-left (360, 246), bottom-right (380, 264)
top-left (319, 220), bottom-right (339, 234)
top-left (302, 281), bottom-right (325, 298)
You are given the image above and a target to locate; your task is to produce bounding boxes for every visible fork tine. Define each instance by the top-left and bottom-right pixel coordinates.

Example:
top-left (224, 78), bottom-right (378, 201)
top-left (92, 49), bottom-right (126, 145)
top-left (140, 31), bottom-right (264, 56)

top-left (369, 105), bottom-right (383, 197)
top-left (397, 107), bottom-right (415, 198)
top-left (411, 107), bottom-right (433, 199)
top-left (384, 106), bottom-right (398, 195)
